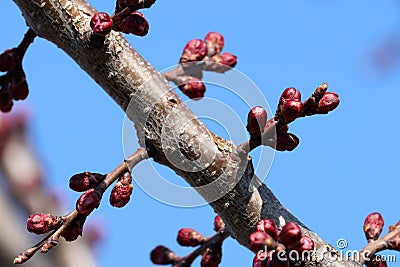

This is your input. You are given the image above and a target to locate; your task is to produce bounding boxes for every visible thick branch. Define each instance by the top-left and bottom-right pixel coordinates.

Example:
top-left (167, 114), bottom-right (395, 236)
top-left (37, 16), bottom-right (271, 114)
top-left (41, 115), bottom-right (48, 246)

top-left (11, 1), bottom-right (359, 266)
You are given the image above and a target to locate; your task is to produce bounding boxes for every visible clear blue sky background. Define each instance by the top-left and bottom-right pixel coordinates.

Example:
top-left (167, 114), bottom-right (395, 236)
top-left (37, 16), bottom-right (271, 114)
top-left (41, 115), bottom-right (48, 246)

top-left (1, 0), bottom-right (400, 266)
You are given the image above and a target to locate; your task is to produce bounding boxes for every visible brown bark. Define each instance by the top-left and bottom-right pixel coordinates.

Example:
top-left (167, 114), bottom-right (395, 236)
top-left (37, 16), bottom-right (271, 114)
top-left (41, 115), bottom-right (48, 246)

top-left (10, 0), bottom-right (361, 266)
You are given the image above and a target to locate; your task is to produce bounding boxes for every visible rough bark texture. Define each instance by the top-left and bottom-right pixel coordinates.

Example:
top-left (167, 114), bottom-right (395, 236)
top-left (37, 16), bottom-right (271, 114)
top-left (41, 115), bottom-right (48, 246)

top-left (11, 0), bottom-right (361, 266)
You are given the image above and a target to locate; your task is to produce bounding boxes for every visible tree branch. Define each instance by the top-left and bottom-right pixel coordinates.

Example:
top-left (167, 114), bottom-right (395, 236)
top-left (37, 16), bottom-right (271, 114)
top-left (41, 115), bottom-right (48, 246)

top-left (11, 0), bottom-right (360, 266)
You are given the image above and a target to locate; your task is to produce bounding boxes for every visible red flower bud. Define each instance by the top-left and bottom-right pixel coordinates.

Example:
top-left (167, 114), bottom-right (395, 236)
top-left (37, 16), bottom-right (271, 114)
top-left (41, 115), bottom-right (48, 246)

top-left (205, 32), bottom-right (224, 57)
top-left (178, 77), bottom-right (206, 100)
top-left (220, 52), bottom-right (237, 68)
top-left (364, 212), bottom-right (384, 241)
top-left (9, 75), bottom-right (29, 101)
top-left (213, 215), bottom-right (225, 232)
top-left (177, 228), bottom-right (205, 247)
top-left (69, 172), bottom-right (105, 192)
top-left (0, 94), bottom-right (13, 113)
top-left (280, 87), bottom-right (301, 102)
top-left (180, 39), bottom-right (208, 63)
top-left (249, 231), bottom-right (274, 252)
top-left (0, 49), bottom-right (18, 72)
top-left (150, 245), bottom-right (178, 265)
top-left (276, 133), bottom-right (299, 151)
top-left (26, 213), bottom-right (60, 234)
top-left (90, 12), bottom-right (113, 36)
top-left (281, 100), bottom-right (303, 122)
top-left (295, 236), bottom-right (314, 252)
top-left (120, 11), bottom-right (149, 36)
top-left (318, 92), bottom-right (340, 114)
top-left (76, 189), bottom-right (102, 216)
top-left (201, 246), bottom-right (222, 267)
top-left (247, 106), bottom-right (268, 134)
top-left (110, 183), bottom-right (133, 208)
top-left (255, 219), bottom-right (278, 241)
top-left (279, 222), bottom-right (302, 249)
top-left (61, 215), bottom-right (86, 242)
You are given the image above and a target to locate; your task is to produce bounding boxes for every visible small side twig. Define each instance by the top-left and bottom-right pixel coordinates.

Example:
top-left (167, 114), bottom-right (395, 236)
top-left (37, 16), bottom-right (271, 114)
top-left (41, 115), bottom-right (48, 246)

top-left (13, 148), bottom-right (148, 264)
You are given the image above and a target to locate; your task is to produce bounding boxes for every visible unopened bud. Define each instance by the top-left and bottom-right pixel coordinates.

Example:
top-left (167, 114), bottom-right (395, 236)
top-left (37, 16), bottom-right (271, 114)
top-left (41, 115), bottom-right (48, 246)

top-left (364, 212), bottom-right (384, 241)
top-left (178, 76), bottom-right (206, 100)
top-left (61, 215), bottom-right (86, 242)
top-left (150, 245), bottom-right (178, 265)
top-left (110, 172), bottom-right (133, 208)
top-left (180, 39), bottom-right (208, 63)
top-left (276, 133), bottom-right (299, 151)
top-left (247, 106), bottom-right (268, 135)
top-left (213, 215), bottom-right (225, 232)
top-left (255, 219), bottom-right (278, 241)
top-left (249, 231), bottom-right (274, 252)
top-left (69, 172), bottom-right (104, 192)
top-left (281, 100), bottom-right (303, 122)
top-left (318, 92), bottom-right (340, 114)
top-left (0, 49), bottom-right (18, 72)
top-left (90, 12), bottom-right (113, 36)
top-left (201, 246), bottom-right (222, 267)
top-left (26, 213), bottom-right (60, 234)
top-left (120, 11), bottom-right (149, 36)
top-left (205, 32), bottom-right (224, 57)
top-left (76, 189), bottom-right (102, 216)
top-left (295, 236), bottom-right (314, 252)
top-left (278, 222), bottom-right (302, 249)
top-left (177, 228), bottom-right (205, 247)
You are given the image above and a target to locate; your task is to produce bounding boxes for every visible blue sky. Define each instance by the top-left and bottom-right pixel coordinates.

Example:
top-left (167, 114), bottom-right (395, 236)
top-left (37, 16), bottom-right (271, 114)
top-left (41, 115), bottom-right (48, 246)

top-left (1, 0), bottom-right (400, 266)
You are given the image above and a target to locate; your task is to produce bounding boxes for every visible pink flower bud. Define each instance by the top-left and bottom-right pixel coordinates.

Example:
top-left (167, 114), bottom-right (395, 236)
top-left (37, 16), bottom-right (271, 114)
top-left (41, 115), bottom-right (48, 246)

top-left (109, 183), bottom-right (133, 208)
top-left (76, 189), bottom-right (102, 216)
top-left (249, 231), bottom-right (273, 252)
top-left (177, 228), bottom-right (205, 247)
top-left (213, 215), bottom-right (225, 232)
top-left (247, 106), bottom-right (268, 134)
top-left (255, 219), bottom-right (278, 241)
top-left (205, 32), bottom-right (224, 57)
top-left (120, 11), bottom-right (149, 36)
top-left (61, 215), bottom-right (86, 242)
top-left (364, 212), bottom-right (384, 241)
top-left (318, 92), bottom-right (340, 114)
top-left (201, 246), bottom-right (222, 267)
top-left (26, 213), bottom-right (60, 234)
top-left (178, 77), bottom-right (206, 100)
top-left (90, 12), bottom-right (113, 36)
top-left (0, 49), bottom-right (18, 72)
top-left (180, 39), bottom-right (208, 63)
top-left (278, 222), bottom-right (302, 249)
top-left (69, 172), bottom-right (105, 192)
top-left (150, 245), bottom-right (178, 265)
top-left (276, 133), bottom-right (299, 151)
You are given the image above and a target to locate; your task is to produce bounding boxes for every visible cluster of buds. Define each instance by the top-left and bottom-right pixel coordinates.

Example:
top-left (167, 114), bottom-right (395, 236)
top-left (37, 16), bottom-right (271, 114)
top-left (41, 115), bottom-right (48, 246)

top-left (89, 0), bottom-right (156, 37)
top-left (362, 212), bottom-right (400, 267)
top-left (0, 49), bottom-right (29, 112)
top-left (167, 32), bottom-right (237, 100)
top-left (109, 172), bottom-right (134, 208)
top-left (150, 215), bottom-right (226, 267)
top-left (250, 219), bottom-right (314, 267)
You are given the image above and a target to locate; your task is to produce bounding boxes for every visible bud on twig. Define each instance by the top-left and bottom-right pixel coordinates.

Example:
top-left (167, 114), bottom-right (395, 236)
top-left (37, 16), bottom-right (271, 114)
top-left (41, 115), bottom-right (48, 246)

top-left (90, 12), bottom-right (113, 36)
top-left (213, 215), bottom-right (225, 232)
top-left (247, 106), bottom-right (268, 135)
top-left (61, 215), bottom-right (87, 242)
top-left (76, 189), bottom-right (102, 216)
top-left (178, 76), bottom-right (206, 99)
top-left (318, 92), bottom-right (340, 114)
top-left (205, 32), bottom-right (224, 57)
top-left (255, 219), bottom-right (278, 241)
top-left (26, 213), bottom-right (61, 235)
top-left (120, 11), bottom-right (149, 36)
top-left (276, 133), bottom-right (299, 151)
top-left (177, 228), bottom-right (205, 247)
top-left (110, 172), bottom-right (134, 208)
top-left (69, 172), bottom-right (104, 192)
top-left (0, 49), bottom-right (18, 72)
top-left (278, 222), bottom-right (302, 249)
top-left (180, 39), bottom-right (208, 63)
top-left (150, 245), bottom-right (178, 265)
top-left (249, 231), bottom-right (274, 252)
top-left (363, 212), bottom-right (384, 241)
top-left (294, 236), bottom-right (314, 252)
